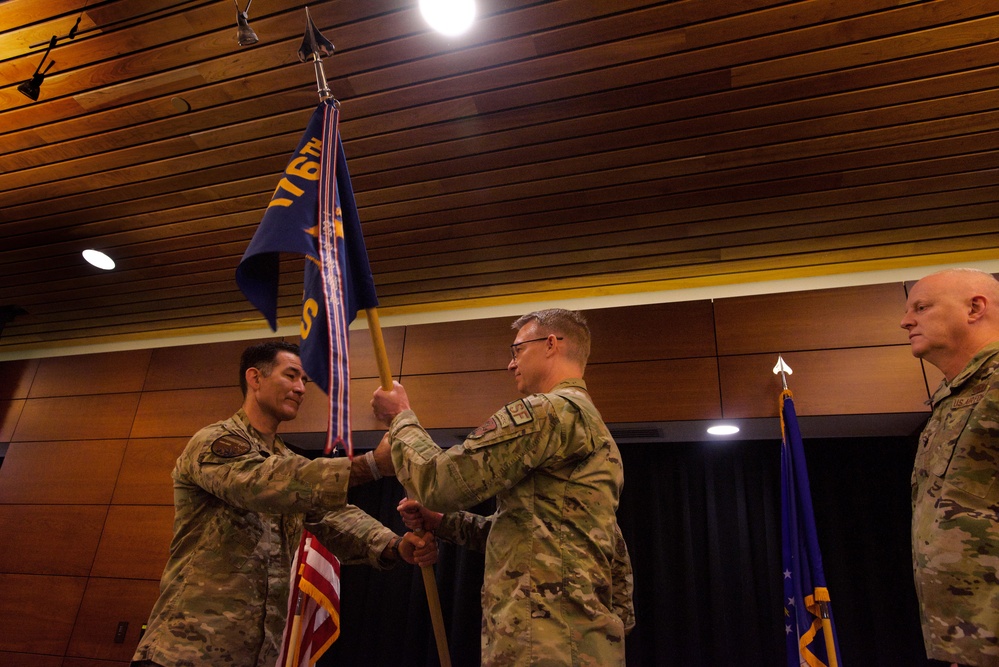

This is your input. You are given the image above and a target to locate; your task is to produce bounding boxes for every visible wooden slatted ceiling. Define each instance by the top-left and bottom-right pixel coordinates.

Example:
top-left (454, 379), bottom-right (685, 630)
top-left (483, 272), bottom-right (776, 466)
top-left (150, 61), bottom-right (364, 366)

top-left (1, 0), bottom-right (999, 353)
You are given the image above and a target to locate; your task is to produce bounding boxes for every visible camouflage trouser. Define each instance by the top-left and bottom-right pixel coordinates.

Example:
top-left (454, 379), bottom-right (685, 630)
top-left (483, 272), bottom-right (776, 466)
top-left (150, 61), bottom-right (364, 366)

top-left (914, 556), bottom-right (999, 667)
top-left (912, 497), bottom-right (999, 666)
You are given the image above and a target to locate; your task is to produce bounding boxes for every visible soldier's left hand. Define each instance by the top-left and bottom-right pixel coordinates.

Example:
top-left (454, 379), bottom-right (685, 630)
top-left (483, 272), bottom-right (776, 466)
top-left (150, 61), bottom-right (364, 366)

top-left (398, 531), bottom-right (437, 567)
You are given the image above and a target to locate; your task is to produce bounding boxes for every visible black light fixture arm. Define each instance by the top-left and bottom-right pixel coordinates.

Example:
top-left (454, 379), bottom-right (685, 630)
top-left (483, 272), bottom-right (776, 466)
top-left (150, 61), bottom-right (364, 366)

top-left (32, 35), bottom-right (58, 76)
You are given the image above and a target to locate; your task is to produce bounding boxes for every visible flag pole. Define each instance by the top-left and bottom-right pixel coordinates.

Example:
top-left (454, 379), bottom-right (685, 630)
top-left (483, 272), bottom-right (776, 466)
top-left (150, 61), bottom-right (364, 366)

top-left (284, 591), bottom-right (304, 667)
top-left (819, 600), bottom-right (838, 667)
top-left (774, 356), bottom-right (839, 667)
top-left (366, 307), bottom-right (452, 667)
top-left (278, 15), bottom-right (338, 666)
top-left (297, 11), bottom-right (450, 666)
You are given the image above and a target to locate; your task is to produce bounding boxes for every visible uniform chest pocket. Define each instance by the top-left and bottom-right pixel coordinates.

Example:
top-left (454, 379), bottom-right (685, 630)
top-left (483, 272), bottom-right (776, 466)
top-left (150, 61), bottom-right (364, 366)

top-left (204, 510), bottom-right (262, 571)
top-left (919, 409), bottom-right (973, 479)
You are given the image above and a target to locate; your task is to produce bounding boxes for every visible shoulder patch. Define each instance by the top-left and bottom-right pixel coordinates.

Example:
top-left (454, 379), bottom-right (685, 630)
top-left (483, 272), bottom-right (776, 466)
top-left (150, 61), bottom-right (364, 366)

top-left (505, 398), bottom-right (535, 426)
top-left (211, 437), bottom-right (251, 458)
top-left (468, 417), bottom-right (498, 440)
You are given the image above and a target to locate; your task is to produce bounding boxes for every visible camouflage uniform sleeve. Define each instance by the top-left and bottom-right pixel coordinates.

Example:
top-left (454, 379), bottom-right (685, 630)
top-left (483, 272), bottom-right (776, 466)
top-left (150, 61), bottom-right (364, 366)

top-left (388, 397), bottom-right (561, 512)
top-left (436, 510), bottom-right (492, 552)
top-left (175, 431), bottom-right (351, 515)
top-left (306, 505), bottom-right (397, 569)
top-left (611, 521), bottom-right (636, 634)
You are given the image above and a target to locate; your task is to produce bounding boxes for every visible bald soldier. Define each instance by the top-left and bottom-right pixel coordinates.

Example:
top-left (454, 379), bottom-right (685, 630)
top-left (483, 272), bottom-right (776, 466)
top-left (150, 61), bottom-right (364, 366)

top-left (901, 269), bottom-right (999, 667)
top-left (132, 341), bottom-right (436, 667)
top-left (372, 308), bottom-right (635, 667)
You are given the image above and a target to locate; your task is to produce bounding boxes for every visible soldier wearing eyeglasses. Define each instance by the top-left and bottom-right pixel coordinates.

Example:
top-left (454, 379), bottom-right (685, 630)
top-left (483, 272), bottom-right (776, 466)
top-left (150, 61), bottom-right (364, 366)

top-left (371, 308), bottom-right (635, 667)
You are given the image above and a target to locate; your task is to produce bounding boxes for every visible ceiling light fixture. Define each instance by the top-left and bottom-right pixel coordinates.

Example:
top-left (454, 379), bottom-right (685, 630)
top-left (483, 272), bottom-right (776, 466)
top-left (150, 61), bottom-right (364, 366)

top-left (234, 0), bottom-right (259, 46)
top-left (83, 249), bottom-right (116, 270)
top-left (17, 35), bottom-right (58, 102)
top-left (18, 8), bottom-right (82, 103)
top-left (68, 17), bottom-right (81, 40)
top-left (707, 424), bottom-right (740, 436)
top-left (419, 0), bottom-right (476, 36)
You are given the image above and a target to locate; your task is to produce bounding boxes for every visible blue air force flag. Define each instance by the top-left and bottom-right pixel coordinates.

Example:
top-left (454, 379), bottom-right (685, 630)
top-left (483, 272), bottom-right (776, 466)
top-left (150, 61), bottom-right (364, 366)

top-left (781, 391), bottom-right (842, 667)
top-left (236, 100), bottom-right (377, 455)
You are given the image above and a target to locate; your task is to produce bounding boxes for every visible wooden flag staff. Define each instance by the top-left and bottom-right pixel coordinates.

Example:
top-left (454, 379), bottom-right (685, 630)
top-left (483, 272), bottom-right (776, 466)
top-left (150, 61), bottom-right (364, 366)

top-left (366, 307), bottom-right (452, 667)
top-left (298, 11), bottom-right (451, 666)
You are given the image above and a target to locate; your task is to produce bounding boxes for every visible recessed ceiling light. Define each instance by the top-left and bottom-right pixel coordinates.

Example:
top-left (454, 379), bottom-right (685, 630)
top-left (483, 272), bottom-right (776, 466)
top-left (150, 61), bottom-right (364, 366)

top-left (707, 424), bottom-right (740, 436)
top-left (82, 249), bottom-right (115, 270)
top-left (419, 0), bottom-right (475, 36)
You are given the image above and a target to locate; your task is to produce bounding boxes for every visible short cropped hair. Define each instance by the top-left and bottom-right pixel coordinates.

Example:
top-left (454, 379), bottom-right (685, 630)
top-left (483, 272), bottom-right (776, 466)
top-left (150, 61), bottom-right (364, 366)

top-left (239, 341), bottom-right (301, 396)
top-left (512, 308), bottom-right (591, 368)
top-left (939, 268), bottom-right (999, 300)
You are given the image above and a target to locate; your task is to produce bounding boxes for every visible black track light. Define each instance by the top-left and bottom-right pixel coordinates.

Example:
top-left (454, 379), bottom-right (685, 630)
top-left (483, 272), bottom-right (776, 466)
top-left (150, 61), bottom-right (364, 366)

top-left (235, 0), bottom-right (258, 46)
top-left (17, 35), bottom-right (57, 102)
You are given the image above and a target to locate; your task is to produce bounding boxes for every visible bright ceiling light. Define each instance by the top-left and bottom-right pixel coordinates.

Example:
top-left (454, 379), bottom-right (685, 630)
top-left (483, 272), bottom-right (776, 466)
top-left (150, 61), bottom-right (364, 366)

top-left (419, 0), bottom-right (475, 36)
top-left (83, 249), bottom-right (116, 270)
top-left (707, 424), bottom-right (740, 436)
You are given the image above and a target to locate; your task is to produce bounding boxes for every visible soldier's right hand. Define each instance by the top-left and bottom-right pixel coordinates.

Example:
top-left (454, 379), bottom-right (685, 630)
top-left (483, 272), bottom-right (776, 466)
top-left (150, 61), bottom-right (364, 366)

top-left (398, 531), bottom-right (438, 567)
top-left (371, 381), bottom-right (411, 426)
top-left (397, 498), bottom-right (443, 533)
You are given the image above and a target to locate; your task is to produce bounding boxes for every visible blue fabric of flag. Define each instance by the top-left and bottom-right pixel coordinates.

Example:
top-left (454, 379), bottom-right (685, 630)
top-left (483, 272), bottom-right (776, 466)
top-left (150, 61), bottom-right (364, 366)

top-left (781, 391), bottom-right (842, 667)
top-left (235, 100), bottom-right (377, 332)
top-left (236, 100), bottom-right (377, 454)
top-left (236, 99), bottom-right (376, 666)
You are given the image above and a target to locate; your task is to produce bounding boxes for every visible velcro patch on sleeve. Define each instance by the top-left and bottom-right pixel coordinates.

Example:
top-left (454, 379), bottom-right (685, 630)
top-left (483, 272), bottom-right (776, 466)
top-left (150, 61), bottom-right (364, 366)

top-left (211, 437), bottom-right (252, 458)
top-left (468, 417), bottom-right (498, 440)
top-left (505, 398), bottom-right (535, 426)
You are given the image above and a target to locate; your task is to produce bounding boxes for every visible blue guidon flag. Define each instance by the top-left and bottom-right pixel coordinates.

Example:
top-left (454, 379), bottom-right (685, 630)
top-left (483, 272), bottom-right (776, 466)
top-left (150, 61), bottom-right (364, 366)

top-left (781, 390), bottom-right (842, 667)
top-left (236, 99), bottom-right (377, 458)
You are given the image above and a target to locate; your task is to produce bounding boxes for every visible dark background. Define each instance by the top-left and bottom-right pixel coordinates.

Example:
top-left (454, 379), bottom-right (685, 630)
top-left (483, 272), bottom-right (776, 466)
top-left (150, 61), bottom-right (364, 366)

top-left (320, 433), bottom-right (927, 666)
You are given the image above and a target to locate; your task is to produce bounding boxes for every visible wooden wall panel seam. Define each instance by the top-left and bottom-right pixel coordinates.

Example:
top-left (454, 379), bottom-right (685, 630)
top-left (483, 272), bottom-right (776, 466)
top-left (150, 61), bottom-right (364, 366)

top-left (10, 395), bottom-right (142, 442)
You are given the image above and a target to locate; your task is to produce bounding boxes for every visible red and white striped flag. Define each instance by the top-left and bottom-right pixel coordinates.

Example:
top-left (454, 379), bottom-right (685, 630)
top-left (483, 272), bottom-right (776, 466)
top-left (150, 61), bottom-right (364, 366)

top-left (278, 529), bottom-right (341, 667)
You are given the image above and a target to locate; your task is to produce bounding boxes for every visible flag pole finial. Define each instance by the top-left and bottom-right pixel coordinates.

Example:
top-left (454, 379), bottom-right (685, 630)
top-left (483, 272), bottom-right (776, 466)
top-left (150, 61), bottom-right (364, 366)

top-left (298, 7), bottom-right (336, 102)
top-left (773, 354), bottom-right (793, 391)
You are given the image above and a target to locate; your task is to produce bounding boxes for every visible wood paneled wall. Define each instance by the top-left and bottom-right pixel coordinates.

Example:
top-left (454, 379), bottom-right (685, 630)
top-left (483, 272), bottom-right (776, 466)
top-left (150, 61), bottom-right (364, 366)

top-left (0, 282), bottom-right (933, 664)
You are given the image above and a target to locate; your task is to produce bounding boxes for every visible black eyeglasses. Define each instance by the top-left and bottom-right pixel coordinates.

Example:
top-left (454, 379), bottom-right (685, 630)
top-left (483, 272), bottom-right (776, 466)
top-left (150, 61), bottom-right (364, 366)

top-left (509, 336), bottom-right (563, 360)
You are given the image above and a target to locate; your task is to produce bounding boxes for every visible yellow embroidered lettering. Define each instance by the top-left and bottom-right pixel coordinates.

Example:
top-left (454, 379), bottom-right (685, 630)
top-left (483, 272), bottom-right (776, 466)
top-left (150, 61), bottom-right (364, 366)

top-left (301, 137), bottom-right (322, 158)
top-left (267, 177), bottom-right (306, 209)
top-left (301, 298), bottom-right (319, 339)
top-left (265, 137), bottom-right (322, 208)
top-left (286, 156), bottom-right (320, 181)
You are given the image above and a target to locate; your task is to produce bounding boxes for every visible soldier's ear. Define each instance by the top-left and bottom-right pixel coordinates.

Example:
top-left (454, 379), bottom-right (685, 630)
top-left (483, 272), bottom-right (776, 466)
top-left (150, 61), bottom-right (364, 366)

top-left (245, 366), bottom-right (262, 390)
top-left (968, 295), bottom-right (988, 323)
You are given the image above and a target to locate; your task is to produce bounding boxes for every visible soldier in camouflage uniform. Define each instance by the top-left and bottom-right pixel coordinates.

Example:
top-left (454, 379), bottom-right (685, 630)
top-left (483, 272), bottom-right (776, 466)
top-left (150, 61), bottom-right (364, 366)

top-left (131, 341), bottom-right (436, 667)
top-left (901, 269), bottom-right (999, 667)
top-left (372, 308), bottom-right (635, 667)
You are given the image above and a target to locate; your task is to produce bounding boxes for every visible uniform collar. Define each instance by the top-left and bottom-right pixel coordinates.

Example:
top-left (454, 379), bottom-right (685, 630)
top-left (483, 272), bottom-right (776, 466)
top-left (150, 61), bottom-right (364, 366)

top-left (930, 339), bottom-right (999, 404)
top-left (231, 408), bottom-right (287, 455)
top-left (550, 377), bottom-right (588, 393)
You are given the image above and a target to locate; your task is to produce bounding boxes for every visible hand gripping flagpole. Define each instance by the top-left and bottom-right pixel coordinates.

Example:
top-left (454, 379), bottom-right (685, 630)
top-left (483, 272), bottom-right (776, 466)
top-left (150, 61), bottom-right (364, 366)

top-left (298, 12), bottom-right (451, 666)
top-left (367, 309), bottom-right (452, 667)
